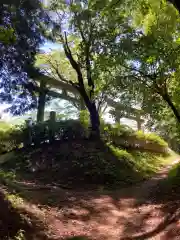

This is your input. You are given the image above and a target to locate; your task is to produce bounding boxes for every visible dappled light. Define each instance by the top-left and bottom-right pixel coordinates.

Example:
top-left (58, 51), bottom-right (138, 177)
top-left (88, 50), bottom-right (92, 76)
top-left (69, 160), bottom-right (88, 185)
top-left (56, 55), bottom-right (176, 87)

top-left (1, 0), bottom-right (180, 239)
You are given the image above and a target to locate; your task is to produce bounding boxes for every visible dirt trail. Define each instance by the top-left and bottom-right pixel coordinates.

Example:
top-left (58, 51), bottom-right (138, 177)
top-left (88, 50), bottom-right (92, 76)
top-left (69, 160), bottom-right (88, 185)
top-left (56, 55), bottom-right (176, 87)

top-left (3, 159), bottom-right (180, 240)
top-left (21, 158), bottom-right (178, 240)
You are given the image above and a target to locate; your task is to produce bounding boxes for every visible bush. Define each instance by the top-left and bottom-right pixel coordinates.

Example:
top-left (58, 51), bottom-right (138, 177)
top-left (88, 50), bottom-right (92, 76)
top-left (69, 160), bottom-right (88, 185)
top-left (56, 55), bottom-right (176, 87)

top-left (23, 119), bottom-right (87, 146)
top-left (0, 119), bottom-right (167, 154)
top-left (0, 127), bottom-right (23, 154)
top-left (168, 163), bottom-right (180, 185)
top-left (135, 131), bottom-right (168, 147)
top-left (101, 123), bottom-right (168, 152)
top-left (79, 110), bottom-right (89, 130)
top-left (108, 145), bottom-right (168, 178)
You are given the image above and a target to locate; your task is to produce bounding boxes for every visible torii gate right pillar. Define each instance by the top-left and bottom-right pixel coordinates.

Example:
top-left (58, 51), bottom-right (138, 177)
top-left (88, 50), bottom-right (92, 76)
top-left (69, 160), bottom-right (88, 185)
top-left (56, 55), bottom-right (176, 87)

top-left (137, 118), bottom-right (144, 131)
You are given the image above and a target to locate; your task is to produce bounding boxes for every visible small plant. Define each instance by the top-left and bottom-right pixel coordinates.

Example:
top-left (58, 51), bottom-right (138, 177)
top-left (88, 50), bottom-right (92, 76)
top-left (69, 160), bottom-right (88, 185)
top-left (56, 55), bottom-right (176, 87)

top-left (79, 110), bottom-right (89, 130)
top-left (12, 229), bottom-right (25, 240)
top-left (0, 170), bottom-right (16, 181)
top-left (109, 145), bottom-right (134, 162)
top-left (6, 194), bottom-right (24, 208)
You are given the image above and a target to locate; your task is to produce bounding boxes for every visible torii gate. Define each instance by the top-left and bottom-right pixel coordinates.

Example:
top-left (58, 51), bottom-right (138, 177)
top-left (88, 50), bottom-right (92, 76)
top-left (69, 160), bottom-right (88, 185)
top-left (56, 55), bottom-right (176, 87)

top-left (33, 73), bottom-right (144, 130)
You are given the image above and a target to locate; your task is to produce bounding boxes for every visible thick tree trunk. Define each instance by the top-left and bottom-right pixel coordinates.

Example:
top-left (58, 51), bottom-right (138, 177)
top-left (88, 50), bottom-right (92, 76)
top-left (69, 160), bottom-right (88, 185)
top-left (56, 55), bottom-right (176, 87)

top-left (163, 93), bottom-right (180, 123)
top-left (88, 102), bottom-right (100, 139)
top-left (37, 80), bottom-right (46, 123)
top-left (77, 80), bottom-right (101, 139)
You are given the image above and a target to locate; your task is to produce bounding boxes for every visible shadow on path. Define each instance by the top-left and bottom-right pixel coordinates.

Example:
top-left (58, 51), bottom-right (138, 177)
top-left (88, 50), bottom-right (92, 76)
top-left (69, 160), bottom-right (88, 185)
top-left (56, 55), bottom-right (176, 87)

top-left (1, 157), bottom-right (180, 239)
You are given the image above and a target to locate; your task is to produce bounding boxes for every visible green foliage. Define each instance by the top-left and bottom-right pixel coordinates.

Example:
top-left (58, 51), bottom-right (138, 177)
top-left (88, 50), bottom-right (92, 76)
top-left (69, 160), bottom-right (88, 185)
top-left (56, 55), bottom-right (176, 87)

top-left (101, 123), bottom-right (134, 142)
top-left (79, 110), bottom-right (90, 129)
top-left (0, 119), bottom-right (167, 155)
top-left (109, 123), bottom-right (134, 137)
top-left (131, 151), bottom-right (167, 177)
top-left (13, 230), bottom-right (25, 240)
top-left (0, 1), bottom-right (49, 116)
top-left (135, 131), bottom-right (168, 147)
top-left (109, 145), bottom-right (169, 178)
top-left (0, 121), bottom-right (12, 130)
top-left (102, 123), bottom-right (168, 151)
top-left (0, 139), bottom-right (172, 188)
top-left (28, 119), bottom-right (87, 145)
top-left (168, 162), bottom-right (180, 185)
top-left (0, 27), bottom-right (16, 45)
top-left (0, 170), bottom-right (16, 181)
top-left (7, 194), bottom-right (24, 208)
top-left (108, 145), bottom-right (135, 164)
top-left (0, 127), bottom-right (23, 154)
top-left (146, 106), bottom-right (180, 152)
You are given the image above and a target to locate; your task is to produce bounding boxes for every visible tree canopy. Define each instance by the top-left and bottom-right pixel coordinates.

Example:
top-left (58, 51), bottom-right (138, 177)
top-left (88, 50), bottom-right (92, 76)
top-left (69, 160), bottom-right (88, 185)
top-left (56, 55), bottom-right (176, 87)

top-left (0, 0), bottom-right (49, 114)
top-left (1, 0), bottom-right (180, 140)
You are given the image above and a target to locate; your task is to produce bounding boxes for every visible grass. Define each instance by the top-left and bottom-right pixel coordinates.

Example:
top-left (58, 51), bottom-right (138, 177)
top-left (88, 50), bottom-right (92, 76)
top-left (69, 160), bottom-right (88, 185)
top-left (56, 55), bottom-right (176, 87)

top-left (167, 160), bottom-right (180, 185)
top-left (109, 144), bottom-right (174, 179)
top-left (135, 130), bottom-right (168, 147)
top-left (104, 123), bottom-right (168, 148)
top-left (147, 151), bottom-right (180, 201)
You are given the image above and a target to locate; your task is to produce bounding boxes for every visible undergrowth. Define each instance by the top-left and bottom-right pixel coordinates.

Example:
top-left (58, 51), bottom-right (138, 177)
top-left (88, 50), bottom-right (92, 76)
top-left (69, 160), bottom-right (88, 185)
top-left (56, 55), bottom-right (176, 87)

top-left (109, 145), bottom-right (171, 178)
top-left (135, 131), bottom-right (168, 147)
top-left (0, 140), bottom-right (172, 189)
top-left (168, 162), bottom-right (180, 186)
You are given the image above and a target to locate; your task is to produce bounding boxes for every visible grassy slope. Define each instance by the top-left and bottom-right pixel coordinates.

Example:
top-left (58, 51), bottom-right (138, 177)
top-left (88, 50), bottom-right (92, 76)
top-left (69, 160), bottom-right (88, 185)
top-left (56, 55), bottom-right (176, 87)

top-left (0, 140), bottom-right (176, 189)
top-left (164, 156), bottom-right (180, 193)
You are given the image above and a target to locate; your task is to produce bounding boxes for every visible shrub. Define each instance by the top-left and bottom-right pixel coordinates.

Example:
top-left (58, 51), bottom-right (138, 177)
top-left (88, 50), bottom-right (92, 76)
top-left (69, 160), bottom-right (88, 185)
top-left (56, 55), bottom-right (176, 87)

top-left (108, 145), bottom-right (134, 163)
top-left (0, 127), bottom-right (23, 154)
top-left (22, 119), bottom-right (87, 146)
top-left (135, 131), bottom-right (168, 147)
top-left (0, 119), bottom-right (167, 154)
top-left (101, 123), bottom-right (168, 152)
top-left (79, 110), bottom-right (89, 130)
top-left (168, 163), bottom-right (180, 185)
top-left (101, 123), bottom-right (135, 143)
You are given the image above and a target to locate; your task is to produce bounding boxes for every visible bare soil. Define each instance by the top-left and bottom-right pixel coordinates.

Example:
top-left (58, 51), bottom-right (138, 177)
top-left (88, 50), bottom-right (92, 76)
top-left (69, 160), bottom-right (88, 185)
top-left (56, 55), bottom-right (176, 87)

top-left (1, 159), bottom-right (180, 239)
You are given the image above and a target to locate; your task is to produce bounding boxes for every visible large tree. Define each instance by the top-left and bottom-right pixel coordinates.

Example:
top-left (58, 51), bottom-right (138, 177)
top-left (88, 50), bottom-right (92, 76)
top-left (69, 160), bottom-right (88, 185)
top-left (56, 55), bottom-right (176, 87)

top-left (43, 0), bottom-right (129, 137)
top-left (0, 0), bottom-right (49, 114)
top-left (107, 0), bottom-right (180, 126)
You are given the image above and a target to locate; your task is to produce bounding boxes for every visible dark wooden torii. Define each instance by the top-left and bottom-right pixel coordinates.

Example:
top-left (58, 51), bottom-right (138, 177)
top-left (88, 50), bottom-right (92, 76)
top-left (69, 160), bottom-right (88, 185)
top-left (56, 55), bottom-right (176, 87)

top-left (34, 73), bottom-right (144, 130)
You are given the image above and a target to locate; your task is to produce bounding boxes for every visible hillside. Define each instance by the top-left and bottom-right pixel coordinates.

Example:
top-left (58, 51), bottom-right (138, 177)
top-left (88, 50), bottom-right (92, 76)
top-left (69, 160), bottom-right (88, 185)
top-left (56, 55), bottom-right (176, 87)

top-left (0, 120), bottom-right (178, 239)
top-left (0, 139), bottom-right (178, 239)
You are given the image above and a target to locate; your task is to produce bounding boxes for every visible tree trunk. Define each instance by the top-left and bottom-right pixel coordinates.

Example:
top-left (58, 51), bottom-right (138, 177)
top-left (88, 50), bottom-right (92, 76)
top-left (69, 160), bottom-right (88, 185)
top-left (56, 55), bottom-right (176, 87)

top-left (77, 81), bottom-right (101, 139)
top-left (88, 102), bottom-right (100, 139)
top-left (163, 93), bottom-right (180, 123)
top-left (37, 80), bottom-right (46, 123)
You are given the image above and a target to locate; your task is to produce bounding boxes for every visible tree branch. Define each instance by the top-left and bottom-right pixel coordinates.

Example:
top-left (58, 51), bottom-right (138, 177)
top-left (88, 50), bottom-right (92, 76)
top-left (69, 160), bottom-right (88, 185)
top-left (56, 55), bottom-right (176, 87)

top-left (74, 13), bottom-right (94, 99)
top-left (62, 32), bottom-right (85, 88)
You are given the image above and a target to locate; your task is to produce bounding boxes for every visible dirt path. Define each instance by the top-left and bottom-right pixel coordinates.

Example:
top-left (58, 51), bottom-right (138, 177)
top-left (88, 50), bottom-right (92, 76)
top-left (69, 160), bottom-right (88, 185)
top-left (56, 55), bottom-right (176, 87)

top-left (21, 158), bottom-right (179, 240)
top-left (3, 159), bottom-right (180, 240)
